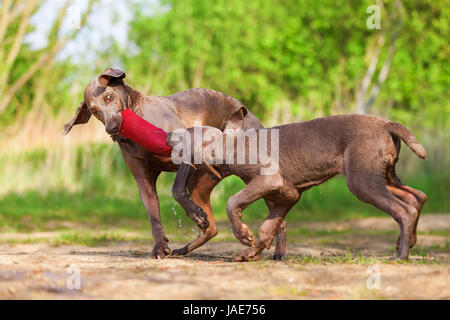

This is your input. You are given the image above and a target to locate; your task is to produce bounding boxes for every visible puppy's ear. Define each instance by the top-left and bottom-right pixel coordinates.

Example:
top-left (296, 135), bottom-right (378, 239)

top-left (63, 101), bottom-right (91, 135)
top-left (224, 106), bottom-right (248, 130)
top-left (98, 68), bottom-right (126, 88)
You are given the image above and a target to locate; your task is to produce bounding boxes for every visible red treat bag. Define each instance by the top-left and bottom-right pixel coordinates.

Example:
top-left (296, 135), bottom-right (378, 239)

top-left (119, 109), bottom-right (172, 156)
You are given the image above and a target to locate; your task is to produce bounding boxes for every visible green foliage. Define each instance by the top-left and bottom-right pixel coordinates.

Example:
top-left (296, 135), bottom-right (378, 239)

top-left (123, 0), bottom-right (449, 129)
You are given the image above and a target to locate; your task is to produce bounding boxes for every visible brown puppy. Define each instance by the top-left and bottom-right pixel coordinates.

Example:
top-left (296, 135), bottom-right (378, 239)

top-left (64, 67), bottom-right (291, 259)
top-left (168, 115), bottom-right (427, 261)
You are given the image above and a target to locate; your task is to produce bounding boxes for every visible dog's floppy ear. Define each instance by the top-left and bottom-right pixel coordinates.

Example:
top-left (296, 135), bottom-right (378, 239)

top-left (224, 106), bottom-right (248, 130)
top-left (98, 68), bottom-right (126, 88)
top-left (63, 101), bottom-right (91, 135)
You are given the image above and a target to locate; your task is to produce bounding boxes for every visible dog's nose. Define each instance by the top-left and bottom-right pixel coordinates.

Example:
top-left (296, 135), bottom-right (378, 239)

top-left (105, 122), bottom-right (120, 134)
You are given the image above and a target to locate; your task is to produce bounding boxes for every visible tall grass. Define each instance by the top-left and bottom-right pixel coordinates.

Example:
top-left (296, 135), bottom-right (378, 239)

top-left (0, 115), bottom-right (448, 232)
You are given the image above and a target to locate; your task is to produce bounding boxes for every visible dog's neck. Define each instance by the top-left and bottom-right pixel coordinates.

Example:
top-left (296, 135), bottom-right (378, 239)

top-left (124, 84), bottom-right (144, 113)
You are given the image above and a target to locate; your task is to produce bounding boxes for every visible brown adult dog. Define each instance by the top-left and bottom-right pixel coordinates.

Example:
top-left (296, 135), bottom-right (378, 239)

top-left (63, 67), bottom-right (291, 259)
top-left (168, 115), bottom-right (427, 261)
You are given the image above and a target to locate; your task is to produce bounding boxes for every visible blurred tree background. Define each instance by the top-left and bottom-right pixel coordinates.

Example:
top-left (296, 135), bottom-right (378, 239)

top-left (125, 0), bottom-right (449, 129)
top-left (0, 0), bottom-right (448, 233)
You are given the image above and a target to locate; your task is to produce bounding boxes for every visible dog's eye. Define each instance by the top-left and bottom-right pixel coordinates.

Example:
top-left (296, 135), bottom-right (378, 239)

top-left (105, 94), bottom-right (113, 101)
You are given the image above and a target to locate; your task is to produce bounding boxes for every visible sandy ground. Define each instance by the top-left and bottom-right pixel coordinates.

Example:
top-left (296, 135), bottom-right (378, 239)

top-left (0, 214), bottom-right (449, 300)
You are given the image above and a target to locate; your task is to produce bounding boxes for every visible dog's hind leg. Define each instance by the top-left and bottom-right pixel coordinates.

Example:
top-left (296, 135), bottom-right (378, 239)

top-left (274, 220), bottom-right (287, 260)
top-left (387, 166), bottom-right (427, 249)
top-left (399, 185), bottom-right (427, 248)
top-left (264, 199), bottom-right (288, 260)
top-left (346, 171), bottom-right (417, 260)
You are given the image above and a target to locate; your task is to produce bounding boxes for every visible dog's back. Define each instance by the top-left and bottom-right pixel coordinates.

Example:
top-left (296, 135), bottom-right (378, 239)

top-left (269, 114), bottom-right (424, 188)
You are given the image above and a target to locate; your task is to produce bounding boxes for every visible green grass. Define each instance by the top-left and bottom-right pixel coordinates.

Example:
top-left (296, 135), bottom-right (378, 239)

top-left (410, 242), bottom-right (450, 255)
top-left (0, 185), bottom-right (447, 234)
top-left (0, 175), bottom-right (448, 234)
top-left (0, 231), bottom-right (131, 246)
top-left (0, 191), bottom-right (147, 232)
top-left (283, 252), bottom-right (445, 265)
top-left (52, 231), bottom-right (128, 246)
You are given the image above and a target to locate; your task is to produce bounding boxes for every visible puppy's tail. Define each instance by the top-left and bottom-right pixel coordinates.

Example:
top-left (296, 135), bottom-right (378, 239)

top-left (385, 121), bottom-right (426, 159)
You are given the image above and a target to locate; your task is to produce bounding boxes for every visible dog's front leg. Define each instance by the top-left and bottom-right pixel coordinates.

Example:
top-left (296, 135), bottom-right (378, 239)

top-left (140, 173), bottom-right (171, 259)
top-left (122, 151), bottom-right (171, 258)
top-left (234, 203), bottom-right (295, 262)
top-left (172, 163), bottom-right (209, 230)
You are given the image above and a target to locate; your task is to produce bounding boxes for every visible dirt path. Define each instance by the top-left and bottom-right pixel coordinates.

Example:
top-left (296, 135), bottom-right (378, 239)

top-left (0, 241), bottom-right (448, 300)
top-left (0, 214), bottom-right (449, 300)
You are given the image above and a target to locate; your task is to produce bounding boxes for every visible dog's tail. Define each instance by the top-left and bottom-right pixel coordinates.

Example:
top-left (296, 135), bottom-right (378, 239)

top-left (385, 121), bottom-right (426, 159)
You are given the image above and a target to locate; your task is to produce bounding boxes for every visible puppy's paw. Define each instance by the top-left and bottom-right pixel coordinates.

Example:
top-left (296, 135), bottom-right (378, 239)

top-left (236, 224), bottom-right (255, 247)
top-left (233, 249), bottom-right (260, 262)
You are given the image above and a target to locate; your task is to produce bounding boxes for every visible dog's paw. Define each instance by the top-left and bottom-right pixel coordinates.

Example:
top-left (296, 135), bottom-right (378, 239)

top-left (233, 249), bottom-right (260, 262)
top-left (170, 246), bottom-right (189, 257)
top-left (190, 206), bottom-right (209, 230)
top-left (273, 254), bottom-right (285, 261)
top-left (151, 239), bottom-right (171, 259)
top-left (388, 252), bottom-right (409, 261)
top-left (235, 224), bottom-right (255, 247)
